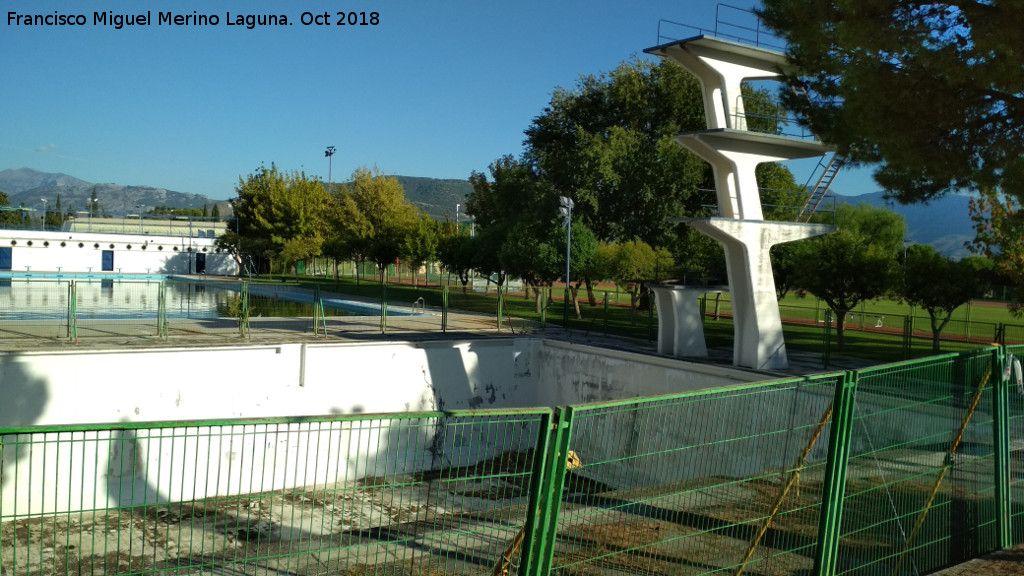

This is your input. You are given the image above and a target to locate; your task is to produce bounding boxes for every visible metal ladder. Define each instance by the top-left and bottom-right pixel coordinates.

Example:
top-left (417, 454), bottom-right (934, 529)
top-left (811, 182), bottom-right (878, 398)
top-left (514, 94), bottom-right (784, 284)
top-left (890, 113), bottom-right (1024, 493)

top-left (797, 152), bottom-right (845, 222)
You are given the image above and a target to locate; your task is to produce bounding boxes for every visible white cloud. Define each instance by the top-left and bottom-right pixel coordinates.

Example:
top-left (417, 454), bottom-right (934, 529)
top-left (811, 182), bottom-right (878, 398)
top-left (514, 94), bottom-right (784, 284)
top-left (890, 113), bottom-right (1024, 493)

top-left (34, 144), bottom-right (57, 153)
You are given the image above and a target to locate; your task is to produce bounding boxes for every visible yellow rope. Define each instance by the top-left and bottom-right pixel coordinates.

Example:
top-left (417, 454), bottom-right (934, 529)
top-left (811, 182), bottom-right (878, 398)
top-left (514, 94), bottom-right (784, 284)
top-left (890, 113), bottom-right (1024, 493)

top-left (892, 367), bottom-right (991, 576)
top-left (492, 450), bottom-right (582, 576)
top-left (734, 402), bottom-right (834, 576)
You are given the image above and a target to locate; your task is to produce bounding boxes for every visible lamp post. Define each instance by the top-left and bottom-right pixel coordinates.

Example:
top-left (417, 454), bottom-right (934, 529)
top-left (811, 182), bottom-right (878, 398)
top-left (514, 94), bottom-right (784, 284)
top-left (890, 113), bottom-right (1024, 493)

top-left (559, 196), bottom-right (574, 326)
top-left (88, 198), bottom-right (97, 231)
top-left (40, 198), bottom-right (48, 230)
top-left (135, 204), bottom-right (145, 234)
top-left (455, 203), bottom-right (460, 234)
top-left (324, 146), bottom-right (336, 192)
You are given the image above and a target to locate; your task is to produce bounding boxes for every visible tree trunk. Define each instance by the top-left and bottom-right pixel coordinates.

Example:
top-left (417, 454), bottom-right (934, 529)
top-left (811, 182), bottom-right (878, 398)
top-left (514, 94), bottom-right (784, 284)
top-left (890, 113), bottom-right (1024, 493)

top-left (835, 310), bottom-right (848, 347)
top-left (930, 314), bottom-right (952, 353)
top-left (586, 279), bottom-right (597, 306)
top-left (571, 284), bottom-right (582, 319)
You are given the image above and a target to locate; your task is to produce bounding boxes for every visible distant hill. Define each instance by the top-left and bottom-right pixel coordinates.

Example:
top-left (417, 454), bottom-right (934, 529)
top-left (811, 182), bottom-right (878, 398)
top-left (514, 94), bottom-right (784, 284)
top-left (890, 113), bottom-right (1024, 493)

top-left (830, 191), bottom-right (975, 257)
top-left (0, 168), bottom-right (473, 223)
top-left (0, 167), bottom-right (229, 216)
top-left (392, 176), bottom-right (473, 221)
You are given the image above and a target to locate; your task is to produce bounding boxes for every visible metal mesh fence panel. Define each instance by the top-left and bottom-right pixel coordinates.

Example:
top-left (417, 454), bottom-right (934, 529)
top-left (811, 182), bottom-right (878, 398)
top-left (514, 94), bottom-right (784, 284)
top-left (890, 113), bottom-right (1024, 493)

top-left (837, 350), bottom-right (999, 575)
top-left (549, 374), bottom-right (842, 576)
top-left (73, 279), bottom-right (162, 339)
top-left (1003, 324), bottom-right (1024, 346)
top-left (1004, 344), bottom-right (1024, 544)
top-left (0, 279), bottom-right (69, 340)
top-left (0, 409), bottom-right (552, 576)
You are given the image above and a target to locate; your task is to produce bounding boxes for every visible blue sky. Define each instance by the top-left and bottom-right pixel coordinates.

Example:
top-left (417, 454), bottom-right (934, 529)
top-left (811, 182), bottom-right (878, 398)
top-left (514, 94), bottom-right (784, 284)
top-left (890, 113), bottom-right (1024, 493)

top-left (1, 0), bottom-right (878, 200)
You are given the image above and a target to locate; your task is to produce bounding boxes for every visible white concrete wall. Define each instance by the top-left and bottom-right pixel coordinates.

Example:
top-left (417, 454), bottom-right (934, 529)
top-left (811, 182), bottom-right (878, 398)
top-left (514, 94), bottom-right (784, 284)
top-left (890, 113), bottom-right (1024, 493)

top-left (0, 338), bottom-right (765, 515)
top-left (0, 230), bottom-right (236, 275)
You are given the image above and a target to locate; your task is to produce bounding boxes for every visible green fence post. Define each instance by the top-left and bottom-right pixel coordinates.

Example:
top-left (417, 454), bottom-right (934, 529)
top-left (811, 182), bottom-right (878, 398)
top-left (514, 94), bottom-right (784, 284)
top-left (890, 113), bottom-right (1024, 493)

top-left (380, 284), bottom-right (387, 333)
top-left (540, 287), bottom-right (547, 329)
top-left (647, 288), bottom-right (654, 340)
top-left (814, 371), bottom-right (859, 576)
top-left (239, 281), bottom-right (250, 339)
top-left (514, 409), bottom-right (558, 576)
top-left (67, 280), bottom-right (78, 344)
top-left (603, 292), bottom-right (609, 335)
top-left (497, 284), bottom-right (503, 332)
top-left (313, 284), bottom-right (327, 337)
top-left (823, 309), bottom-right (833, 369)
top-left (903, 316), bottom-right (913, 359)
top-left (993, 346), bottom-right (1013, 548)
top-left (442, 284), bottom-right (448, 333)
top-left (158, 280), bottom-right (168, 338)
top-left (532, 406), bottom-right (575, 575)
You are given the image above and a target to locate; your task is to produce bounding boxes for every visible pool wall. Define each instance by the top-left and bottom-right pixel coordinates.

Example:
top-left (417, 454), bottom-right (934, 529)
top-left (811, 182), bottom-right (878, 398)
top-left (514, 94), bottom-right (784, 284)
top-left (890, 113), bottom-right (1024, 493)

top-left (0, 338), bottom-right (762, 514)
top-left (0, 230), bottom-right (236, 275)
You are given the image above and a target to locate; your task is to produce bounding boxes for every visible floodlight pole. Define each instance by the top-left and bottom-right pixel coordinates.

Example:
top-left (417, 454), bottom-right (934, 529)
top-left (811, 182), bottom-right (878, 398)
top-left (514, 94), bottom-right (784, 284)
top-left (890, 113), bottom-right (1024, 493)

top-left (325, 146), bottom-right (336, 192)
top-left (136, 204), bottom-right (145, 234)
top-left (560, 196), bottom-right (574, 327)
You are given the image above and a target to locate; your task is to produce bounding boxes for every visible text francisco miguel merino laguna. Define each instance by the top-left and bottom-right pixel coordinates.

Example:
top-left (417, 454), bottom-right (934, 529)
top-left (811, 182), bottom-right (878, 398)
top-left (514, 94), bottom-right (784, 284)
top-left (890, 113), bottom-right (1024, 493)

top-left (9, 11), bottom-right (294, 30)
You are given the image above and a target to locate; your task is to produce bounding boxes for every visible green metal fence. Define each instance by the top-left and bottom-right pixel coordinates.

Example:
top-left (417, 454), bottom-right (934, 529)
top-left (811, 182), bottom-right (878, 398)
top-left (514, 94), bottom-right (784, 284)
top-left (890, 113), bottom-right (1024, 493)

top-left (541, 373), bottom-right (843, 575)
top-left (835, 349), bottom-right (1001, 574)
top-left (0, 409), bottom-right (554, 576)
top-left (7, 348), bottom-right (1024, 575)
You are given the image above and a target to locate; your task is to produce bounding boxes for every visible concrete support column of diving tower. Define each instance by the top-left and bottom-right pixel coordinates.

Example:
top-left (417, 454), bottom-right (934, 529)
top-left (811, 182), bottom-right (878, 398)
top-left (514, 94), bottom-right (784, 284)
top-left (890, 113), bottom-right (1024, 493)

top-left (645, 36), bottom-right (836, 370)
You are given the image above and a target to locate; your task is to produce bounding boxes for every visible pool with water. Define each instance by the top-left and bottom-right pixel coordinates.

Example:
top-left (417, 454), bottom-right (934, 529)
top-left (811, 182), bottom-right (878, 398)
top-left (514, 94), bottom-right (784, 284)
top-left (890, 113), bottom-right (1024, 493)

top-left (0, 276), bottom-right (420, 321)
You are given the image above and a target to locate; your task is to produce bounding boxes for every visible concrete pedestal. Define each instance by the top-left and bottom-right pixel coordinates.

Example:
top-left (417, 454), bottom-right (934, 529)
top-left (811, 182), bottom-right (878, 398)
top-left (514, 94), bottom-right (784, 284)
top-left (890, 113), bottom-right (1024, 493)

top-left (651, 285), bottom-right (722, 358)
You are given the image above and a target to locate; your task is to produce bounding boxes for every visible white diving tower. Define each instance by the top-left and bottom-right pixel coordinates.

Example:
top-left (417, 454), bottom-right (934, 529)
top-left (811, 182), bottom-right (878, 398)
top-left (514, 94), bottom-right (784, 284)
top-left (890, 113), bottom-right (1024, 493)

top-left (645, 35), bottom-right (835, 370)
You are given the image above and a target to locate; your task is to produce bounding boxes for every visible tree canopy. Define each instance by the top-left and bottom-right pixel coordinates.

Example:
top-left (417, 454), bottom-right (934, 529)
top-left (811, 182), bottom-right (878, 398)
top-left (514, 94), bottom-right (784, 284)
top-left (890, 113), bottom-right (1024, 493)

top-left (898, 244), bottom-right (991, 351)
top-left (759, 1), bottom-right (1024, 203)
top-left (790, 203), bottom-right (906, 345)
top-left (760, 0), bottom-right (1024, 303)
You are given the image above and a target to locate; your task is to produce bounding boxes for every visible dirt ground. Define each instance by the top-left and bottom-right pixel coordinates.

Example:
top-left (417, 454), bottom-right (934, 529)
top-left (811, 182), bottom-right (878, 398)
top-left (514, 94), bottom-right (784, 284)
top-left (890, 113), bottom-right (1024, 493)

top-left (930, 545), bottom-right (1024, 576)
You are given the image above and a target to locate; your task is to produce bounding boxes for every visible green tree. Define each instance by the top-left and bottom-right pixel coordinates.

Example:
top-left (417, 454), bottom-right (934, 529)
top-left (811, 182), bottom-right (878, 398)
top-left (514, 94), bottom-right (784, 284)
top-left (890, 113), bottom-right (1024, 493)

top-left (524, 58), bottom-right (799, 250)
top-left (899, 245), bottom-right (992, 352)
top-left (226, 164), bottom-right (333, 274)
top-left (759, 1), bottom-right (1024, 297)
top-left (335, 167), bottom-right (418, 284)
top-left (0, 190), bottom-right (20, 226)
top-left (211, 204), bottom-right (221, 218)
top-left (791, 204), bottom-right (906, 346)
top-left (601, 240), bottom-right (670, 324)
top-left (437, 227), bottom-right (475, 294)
top-left (404, 213), bottom-right (440, 286)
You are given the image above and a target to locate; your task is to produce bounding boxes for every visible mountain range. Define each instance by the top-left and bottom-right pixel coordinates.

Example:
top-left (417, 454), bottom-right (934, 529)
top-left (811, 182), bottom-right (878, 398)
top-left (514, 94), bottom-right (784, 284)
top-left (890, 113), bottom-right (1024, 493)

top-left (0, 167), bottom-right (474, 222)
top-left (828, 191), bottom-right (975, 257)
top-left (0, 168), bottom-right (976, 256)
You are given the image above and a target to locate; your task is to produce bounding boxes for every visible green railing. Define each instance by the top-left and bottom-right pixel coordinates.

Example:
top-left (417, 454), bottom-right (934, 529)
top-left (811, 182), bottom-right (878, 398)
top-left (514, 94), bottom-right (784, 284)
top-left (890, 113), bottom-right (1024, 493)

top-left (7, 347), bottom-right (1024, 574)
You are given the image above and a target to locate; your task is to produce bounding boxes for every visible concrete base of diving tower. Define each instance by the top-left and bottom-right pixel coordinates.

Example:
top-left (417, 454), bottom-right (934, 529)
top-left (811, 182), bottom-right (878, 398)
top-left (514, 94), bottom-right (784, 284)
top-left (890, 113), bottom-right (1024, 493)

top-left (677, 218), bottom-right (835, 371)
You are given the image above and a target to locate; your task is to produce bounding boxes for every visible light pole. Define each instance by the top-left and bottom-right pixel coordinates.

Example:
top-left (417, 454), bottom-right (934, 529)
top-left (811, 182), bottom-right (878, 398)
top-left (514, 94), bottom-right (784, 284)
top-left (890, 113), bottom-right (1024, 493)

top-left (88, 198), bottom-right (97, 230)
top-left (325, 146), bottom-right (336, 192)
top-left (559, 196), bottom-right (574, 326)
top-left (40, 198), bottom-right (47, 230)
top-left (135, 204), bottom-right (145, 234)
top-left (455, 203), bottom-right (460, 234)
